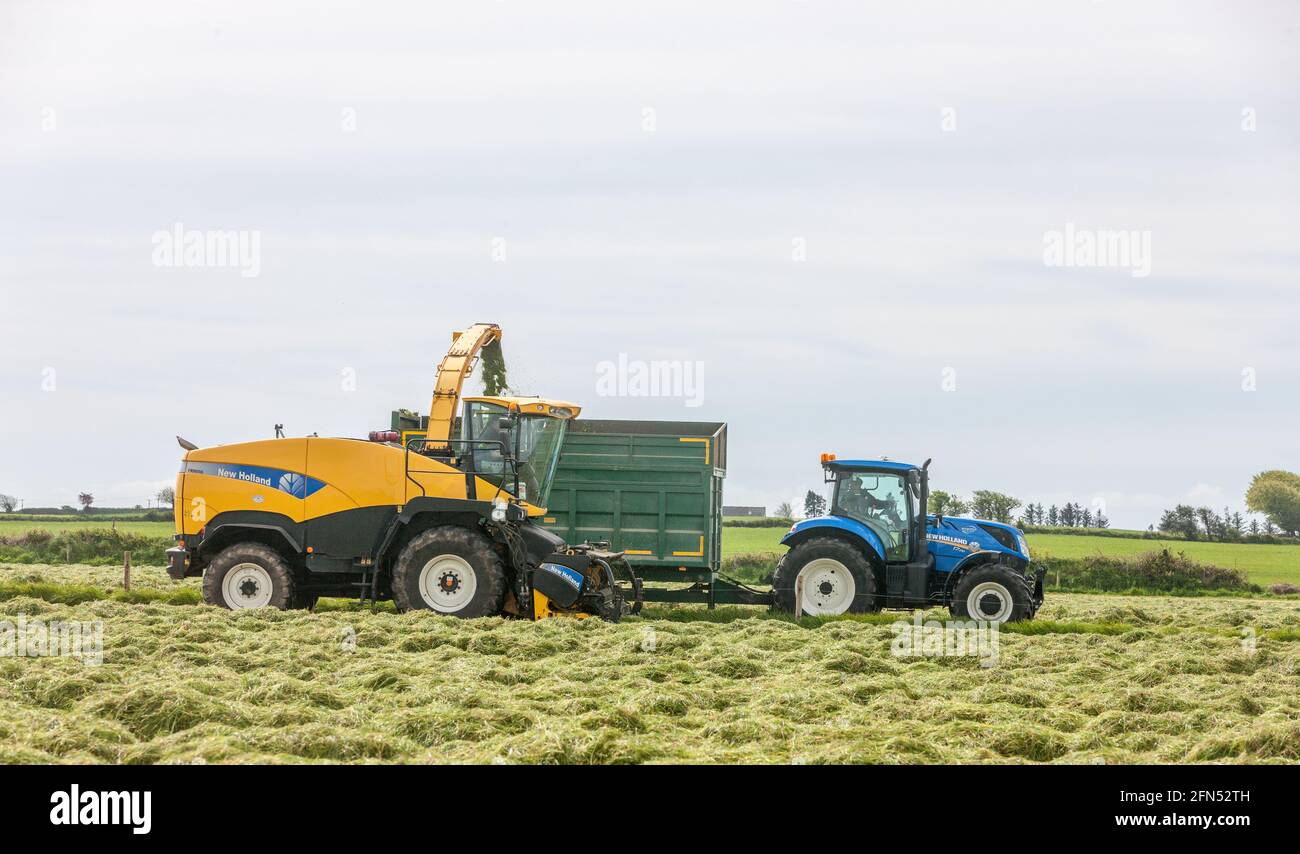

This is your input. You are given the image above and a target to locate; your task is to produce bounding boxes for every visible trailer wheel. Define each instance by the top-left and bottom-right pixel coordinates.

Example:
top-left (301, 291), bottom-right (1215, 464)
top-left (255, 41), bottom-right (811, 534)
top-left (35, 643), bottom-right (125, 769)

top-left (950, 564), bottom-right (1033, 623)
top-left (391, 526), bottom-right (506, 618)
top-left (773, 537), bottom-right (877, 616)
top-left (202, 543), bottom-right (296, 610)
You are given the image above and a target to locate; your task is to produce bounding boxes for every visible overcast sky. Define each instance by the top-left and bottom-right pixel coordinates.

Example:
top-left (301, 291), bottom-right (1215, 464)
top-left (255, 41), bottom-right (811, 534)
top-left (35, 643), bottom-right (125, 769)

top-left (1, 1), bottom-right (1297, 527)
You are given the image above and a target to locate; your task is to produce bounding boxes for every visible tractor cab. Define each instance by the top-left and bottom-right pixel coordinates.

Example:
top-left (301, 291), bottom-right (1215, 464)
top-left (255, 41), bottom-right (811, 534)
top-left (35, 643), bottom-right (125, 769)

top-left (822, 456), bottom-right (928, 563)
top-left (459, 395), bottom-right (580, 510)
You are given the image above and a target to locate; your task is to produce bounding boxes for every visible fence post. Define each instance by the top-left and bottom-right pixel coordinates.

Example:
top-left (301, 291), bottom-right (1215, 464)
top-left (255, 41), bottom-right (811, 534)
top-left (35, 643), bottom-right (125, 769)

top-left (124, 551), bottom-right (131, 592)
top-left (66, 544), bottom-right (71, 564)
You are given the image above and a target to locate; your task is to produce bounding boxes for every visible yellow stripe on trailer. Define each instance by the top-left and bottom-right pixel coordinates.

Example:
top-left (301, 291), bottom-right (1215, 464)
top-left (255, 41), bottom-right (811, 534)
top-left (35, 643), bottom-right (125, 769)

top-left (679, 437), bottom-right (710, 465)
top-left (672, 536), bottom-right (705, 557)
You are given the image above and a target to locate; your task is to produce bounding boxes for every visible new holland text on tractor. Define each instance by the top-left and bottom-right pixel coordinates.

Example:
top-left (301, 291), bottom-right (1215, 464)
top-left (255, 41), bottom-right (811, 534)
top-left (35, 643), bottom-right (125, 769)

top-left (167, 323), bottom-right (642, 621)
top-left (773, 455), bottom-right (1045, 622)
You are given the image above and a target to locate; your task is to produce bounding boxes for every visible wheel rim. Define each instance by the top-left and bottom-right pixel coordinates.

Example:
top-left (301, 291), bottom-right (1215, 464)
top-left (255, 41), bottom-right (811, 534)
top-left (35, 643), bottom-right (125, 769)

top-left (222, 562), bottom-right (274, 609)
top-left (966, 581), bottom-right (1013, 622)
top-left (797, 558), bottom-right (856, 615)
top-left (418, 554), bottom-right (477, 613)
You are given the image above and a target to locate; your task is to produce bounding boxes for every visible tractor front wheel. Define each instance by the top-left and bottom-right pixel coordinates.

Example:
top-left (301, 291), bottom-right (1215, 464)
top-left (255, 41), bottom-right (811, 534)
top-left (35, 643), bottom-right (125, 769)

top-left (391, 526), bottom-right (507, 618)
top-left (950, 564), bottom-right (1034, 623)
top-left (773, 537), bottom-right (878, 616)
top-left (202, 543), bottom-right (296, 610)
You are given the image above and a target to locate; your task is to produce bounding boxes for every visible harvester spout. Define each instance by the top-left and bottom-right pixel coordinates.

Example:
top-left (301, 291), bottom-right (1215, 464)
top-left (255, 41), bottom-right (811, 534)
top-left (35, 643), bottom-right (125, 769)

top-left (425, 322), bottom-right (502, 451)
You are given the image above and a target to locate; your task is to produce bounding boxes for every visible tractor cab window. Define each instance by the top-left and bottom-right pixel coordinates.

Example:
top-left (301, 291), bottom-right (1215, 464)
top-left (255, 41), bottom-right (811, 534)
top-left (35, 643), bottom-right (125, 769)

top-left (834, 472), bottom-right (910, 560)
top-left (463, 401), bottom-right (568, 507)
top-left (466, 402), bottom-right (511, 478)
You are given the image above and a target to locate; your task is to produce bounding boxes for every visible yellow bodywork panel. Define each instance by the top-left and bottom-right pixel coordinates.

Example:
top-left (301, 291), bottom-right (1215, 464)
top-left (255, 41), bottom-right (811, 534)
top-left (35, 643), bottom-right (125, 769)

top-left (177, 435), bottom-right (545, 537)
top-left (180, 439), bottom-right (309, 534)
top-left (531, 590), bottom-right (590, 621)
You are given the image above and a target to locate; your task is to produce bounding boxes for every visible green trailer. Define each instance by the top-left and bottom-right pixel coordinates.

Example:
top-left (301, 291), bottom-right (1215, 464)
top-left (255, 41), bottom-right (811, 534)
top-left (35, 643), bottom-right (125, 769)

top-left (390, 410), bottom-right (769, 607)
top-left (538, 419), bottom-right (764, 606)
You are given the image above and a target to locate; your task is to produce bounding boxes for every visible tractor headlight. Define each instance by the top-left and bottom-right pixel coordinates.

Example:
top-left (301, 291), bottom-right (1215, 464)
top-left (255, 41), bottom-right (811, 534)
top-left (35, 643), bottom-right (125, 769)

top-left (1017, 533), bottom-right (1030, 557)
top-left (491, 499), bottom-right (508, 522)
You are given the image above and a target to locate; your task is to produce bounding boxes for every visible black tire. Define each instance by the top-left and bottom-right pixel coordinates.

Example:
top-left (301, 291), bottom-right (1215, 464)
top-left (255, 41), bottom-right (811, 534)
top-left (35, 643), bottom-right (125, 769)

top-left (390, 526), bottom-right (507, 618)
top-left (202, 542), bottom-right (296, 610)
top-left (293, 591), bottom-right (319, 611)
top-left (772, 536), bottom-right (878, 615)
top-left (949, 563), bottom-right (1034, 623)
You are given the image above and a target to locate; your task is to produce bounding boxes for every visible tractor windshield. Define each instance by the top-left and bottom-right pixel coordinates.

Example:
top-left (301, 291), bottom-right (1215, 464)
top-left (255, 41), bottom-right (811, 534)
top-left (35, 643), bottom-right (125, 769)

top-left (465, 402), bottom-right (567, 506)
top-left (513, 414), bottom-right (567, 506)
top-left (833, 472), bottom-right (911, 560)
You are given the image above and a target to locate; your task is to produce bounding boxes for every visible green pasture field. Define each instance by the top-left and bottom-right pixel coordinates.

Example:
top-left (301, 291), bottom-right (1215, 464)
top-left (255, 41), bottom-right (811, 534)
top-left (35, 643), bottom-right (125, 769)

top-left (4, 518), bottom-right (1296, 587)
top-left (0, 519), bottom-right (174, 537)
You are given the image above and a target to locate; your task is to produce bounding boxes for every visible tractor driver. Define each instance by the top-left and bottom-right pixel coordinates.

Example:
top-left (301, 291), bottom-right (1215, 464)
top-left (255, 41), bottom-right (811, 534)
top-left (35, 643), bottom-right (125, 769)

top-left (841, 475), bottom-right (905, 533)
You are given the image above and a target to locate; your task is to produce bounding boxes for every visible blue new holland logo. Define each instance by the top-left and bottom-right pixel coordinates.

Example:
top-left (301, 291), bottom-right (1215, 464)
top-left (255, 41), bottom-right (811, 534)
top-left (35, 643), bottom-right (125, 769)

top-left (538, 563), bottom-right (584, 591)
top-left (185, 462), bottom-right (326, 499)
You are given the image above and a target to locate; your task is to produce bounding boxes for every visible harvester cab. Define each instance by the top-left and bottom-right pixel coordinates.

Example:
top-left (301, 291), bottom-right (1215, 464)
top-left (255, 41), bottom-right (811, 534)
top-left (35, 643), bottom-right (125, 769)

top-left (168, 322), bottom-right (641, 622)
top-left (773, 455), bottom-right (1045, 622)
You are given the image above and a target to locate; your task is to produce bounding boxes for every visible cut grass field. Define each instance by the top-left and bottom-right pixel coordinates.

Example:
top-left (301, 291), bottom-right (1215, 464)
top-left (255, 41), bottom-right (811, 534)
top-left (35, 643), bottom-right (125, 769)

top-left (1, 564), bottom-right (1299, 764)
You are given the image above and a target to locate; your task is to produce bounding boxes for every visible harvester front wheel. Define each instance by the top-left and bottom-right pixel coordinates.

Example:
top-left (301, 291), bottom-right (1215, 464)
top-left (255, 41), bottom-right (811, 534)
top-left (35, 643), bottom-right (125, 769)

top-left (391, 526), bottom-right (507, 618)
top-left (773, 537), bottom-right (877, 616)
top-left (202, 543), bottom-right (296, 610)
top-left (950, 564), bottom-right (1034, 623)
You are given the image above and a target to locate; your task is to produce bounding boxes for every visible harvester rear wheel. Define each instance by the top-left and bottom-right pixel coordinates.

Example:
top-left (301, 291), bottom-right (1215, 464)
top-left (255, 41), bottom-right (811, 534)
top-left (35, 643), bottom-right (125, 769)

top-left (202, 543), bottom-right (296, 610)
top-left (773, 537), bottom-right (878, 616)
top-left (391, 526), bottom-right (507, 618)
top-left (949, 563), bottom-right (1034, 623)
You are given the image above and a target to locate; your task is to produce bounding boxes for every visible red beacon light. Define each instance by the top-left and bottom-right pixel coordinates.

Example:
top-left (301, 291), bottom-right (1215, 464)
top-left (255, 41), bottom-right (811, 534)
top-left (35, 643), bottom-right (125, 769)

top-left (368, 430), bottom-right (401, 443)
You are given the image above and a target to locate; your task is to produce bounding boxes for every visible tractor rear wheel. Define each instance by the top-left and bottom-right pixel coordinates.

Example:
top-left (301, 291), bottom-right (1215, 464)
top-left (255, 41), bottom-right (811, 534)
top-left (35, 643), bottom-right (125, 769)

top-left (772, 537), bottom-right (878, 616)
top-left (202, 543), bottom-right (296, 610)
top-left (391, 526), bottom-right (507, 618)
top-left (950, 563), bottom-right (1034, 623)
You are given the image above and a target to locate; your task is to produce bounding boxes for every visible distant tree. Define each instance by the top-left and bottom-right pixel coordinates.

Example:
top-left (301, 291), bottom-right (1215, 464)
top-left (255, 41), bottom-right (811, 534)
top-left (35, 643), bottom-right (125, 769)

top-left (1196, 507), bottom-right (1221, 541)
top-left (1047, 505), bottom-right (1059, 526)
top-left (1264, 519), bottom-right (1278, 536)
top-left (1246, 470), bottom-right (1300, 536)
top-left (969, 490), bottom-right (1020, 524)
top-left (77, 492), bottom-right (94, 511)
top-left (1158, 505), bottom-right (1199, 540)
top-left (1094, 511), bottom-right (1109, 529)
top-left (928, 490), bottom-right (968, 516)
top-left (776, 501), bottom-right (793, 519)
top-left (1060, 502), bottom-right (1077, 527)
top-left (1249, 518), bottom-right (1260, 536)
top-left (1080, 508), bottom-right (1093, 528)
top-left (0, 494), bottom-right (17, 513)
top-left (157, 486), bottom-right (175, 508)
top-left (803, 490), bottom-right (827, 519)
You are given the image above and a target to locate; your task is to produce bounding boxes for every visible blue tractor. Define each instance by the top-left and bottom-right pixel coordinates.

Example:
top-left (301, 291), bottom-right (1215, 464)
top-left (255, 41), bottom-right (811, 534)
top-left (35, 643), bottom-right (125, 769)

top-left (773, 456), bottom-right (1045, 621)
